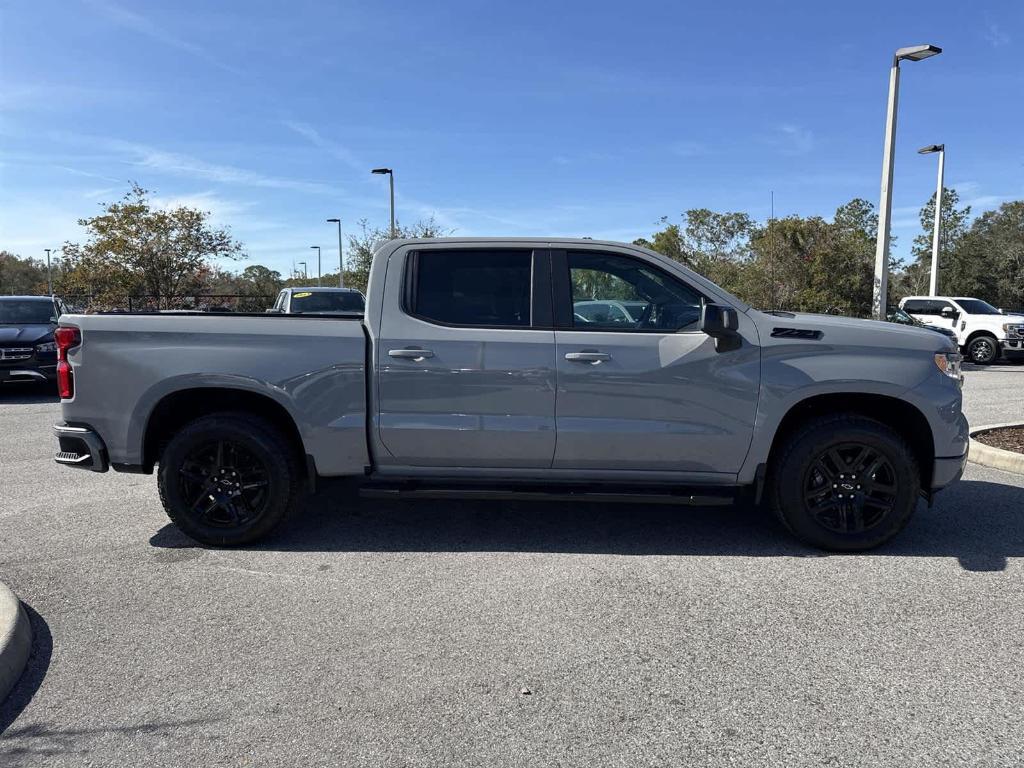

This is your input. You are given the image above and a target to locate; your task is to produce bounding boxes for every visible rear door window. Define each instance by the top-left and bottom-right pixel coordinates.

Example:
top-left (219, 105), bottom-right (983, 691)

top-left (406, 249), bottom-right (533, 327)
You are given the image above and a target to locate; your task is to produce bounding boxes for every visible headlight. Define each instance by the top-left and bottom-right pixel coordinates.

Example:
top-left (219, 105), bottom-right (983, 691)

top-left (35, 341), bottom-right (57, 353)
top-left (1003, 323), bottom-right (1024, 337)
top-left (934, 351), bottom-right (963, 383)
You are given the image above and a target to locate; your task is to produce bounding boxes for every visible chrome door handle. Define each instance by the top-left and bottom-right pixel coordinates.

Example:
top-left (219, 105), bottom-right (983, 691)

top-left (565, 350), bottom-right (611, 363)
top-left (388, 348), bottom-right (434, 360)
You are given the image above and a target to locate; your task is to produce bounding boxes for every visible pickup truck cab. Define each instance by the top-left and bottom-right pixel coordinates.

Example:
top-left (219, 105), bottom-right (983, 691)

top-left (900, 295), bottom-right (1024, 364)
top-left (53, 238), bottom-right (968, 551)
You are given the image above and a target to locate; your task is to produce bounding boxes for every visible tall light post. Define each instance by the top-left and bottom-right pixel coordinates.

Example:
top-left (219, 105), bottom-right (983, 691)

top-left (310, 246), bottom-right (322, 287)
top-left (918, 144), bottom-right (945, 297)
top-left (44, 248), bottom-right (54, 296)
top-left (871, 43), bottom-right (942, 320)
top-left (371, 167), bottom-right (395, 238)
top-left (326, 218), bottom-right (344, 288)
top-left (297, 261), bottom-right (307, 281)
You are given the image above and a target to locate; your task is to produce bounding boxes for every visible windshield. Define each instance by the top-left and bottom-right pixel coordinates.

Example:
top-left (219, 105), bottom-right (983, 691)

top-left (887, 308), bottom-right (922, 326)
top-left (290, 291), bottom-right (364, 314)
top-left (954, 299), bottom-right (1001, 315)
top-left (0, 299), bottom-right (55, 324)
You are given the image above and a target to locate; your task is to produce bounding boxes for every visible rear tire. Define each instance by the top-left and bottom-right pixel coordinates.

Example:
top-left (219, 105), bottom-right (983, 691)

top-left (770, 415), bottom-right (919, 551)
top-left (967, 335), bottom-right (999, 365)
top-left (157, 412), bottom-right (301, 546)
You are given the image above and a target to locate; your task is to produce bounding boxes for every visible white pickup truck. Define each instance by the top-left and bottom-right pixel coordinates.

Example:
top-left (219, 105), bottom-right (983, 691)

top-left (900, 296), bottom-right (1024, 365)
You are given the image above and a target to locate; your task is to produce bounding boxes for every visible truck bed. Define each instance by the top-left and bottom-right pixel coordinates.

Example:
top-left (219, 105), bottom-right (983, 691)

top-left (61, 313), bottom-right (370, 476)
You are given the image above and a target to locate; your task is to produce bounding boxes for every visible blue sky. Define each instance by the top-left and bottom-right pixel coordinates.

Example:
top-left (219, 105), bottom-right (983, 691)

top-left (1, 0), bottom-right (1022, 277)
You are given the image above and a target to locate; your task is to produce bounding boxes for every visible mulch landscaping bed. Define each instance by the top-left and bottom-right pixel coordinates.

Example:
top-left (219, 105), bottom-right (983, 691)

top-left (975, 426), bottom-right (1024, 454)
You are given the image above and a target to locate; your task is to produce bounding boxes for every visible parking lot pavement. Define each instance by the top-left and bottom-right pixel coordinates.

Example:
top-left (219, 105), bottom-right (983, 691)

top-left (1, 371), bottom-right (1023, 767)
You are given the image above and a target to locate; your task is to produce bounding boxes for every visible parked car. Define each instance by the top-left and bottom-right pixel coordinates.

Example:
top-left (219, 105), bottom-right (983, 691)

top-left (900, 296), bottom-right (1024, 364)
top-left (0, 295), bottom-right (68, 385)
top-left (52, 239), bottom-right (967, 551)
top-left (268, 287), bottom-right (365, 315)
top-left (886, 307), bottom-right (957, 339)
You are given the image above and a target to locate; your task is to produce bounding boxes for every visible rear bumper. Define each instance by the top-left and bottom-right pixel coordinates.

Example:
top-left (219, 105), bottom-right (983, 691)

top-left (53, 424), bottom-right (109, 472)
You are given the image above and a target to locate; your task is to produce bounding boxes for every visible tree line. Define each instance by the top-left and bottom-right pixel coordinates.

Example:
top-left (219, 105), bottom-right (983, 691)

top-left (1, 184), bottom-right (1021, 314)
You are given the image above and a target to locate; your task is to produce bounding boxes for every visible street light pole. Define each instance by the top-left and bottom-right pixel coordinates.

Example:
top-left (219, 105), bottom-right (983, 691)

top-left (310, 246), bottom-right (322, 287)
top-left (44, 248), bottom-right (53, 295)
top-left (371, 168), bottom-right (395, 238)
top-left (918, 144), bottom-right (945, 297)
top-left (297, 261), bottom-right (307, 281)
top-left (871, 44), bottom-right (942, 320)
top-left (327, 218), bottom-right (343, 287)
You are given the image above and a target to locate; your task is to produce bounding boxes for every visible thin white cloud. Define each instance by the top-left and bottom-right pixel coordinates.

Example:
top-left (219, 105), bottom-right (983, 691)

top-left (774, 124), bottom-right (815, 155)
top-left (83, 0), bottom-right (244, 75)
top-left (283, 120), bottom-right (363, 171)
top-left (984, 16), bottom-right (1010, 48)
top-left (670, 141), bottom-right (709, 158)
top-left (57, 166), bottom-right (122, 183)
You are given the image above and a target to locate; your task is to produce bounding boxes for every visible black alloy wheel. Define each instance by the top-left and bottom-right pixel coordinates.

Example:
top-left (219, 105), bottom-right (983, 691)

top-left (178, 439), bottom-right (271, 528)
top-left (770, 415), bottom-right (919, 551)
top-left (802, 443), bottom-right (897, 534)
top-left (157, 413), bottom-right (300, 546)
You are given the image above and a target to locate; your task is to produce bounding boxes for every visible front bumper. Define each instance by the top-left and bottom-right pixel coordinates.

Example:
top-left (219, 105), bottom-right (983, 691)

top-left (0, 363), bottom-right (57, 383)
top-left (1002, 338), bottom-right (1024, 357)
top-left (53, 424), bottom-right (109, 472)
top-left (932, 451), bottom-right (967, 491)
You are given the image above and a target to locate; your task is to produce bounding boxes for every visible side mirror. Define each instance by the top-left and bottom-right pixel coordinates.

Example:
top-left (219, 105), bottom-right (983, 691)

top-left (940, 307), bottom-right (956, 318)
top-left (700, 303), bottom-right (741, 352)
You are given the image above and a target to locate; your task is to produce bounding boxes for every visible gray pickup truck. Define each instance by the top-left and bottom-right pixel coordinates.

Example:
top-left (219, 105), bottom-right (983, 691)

top-left (53, 238), bottom-right (969, 551)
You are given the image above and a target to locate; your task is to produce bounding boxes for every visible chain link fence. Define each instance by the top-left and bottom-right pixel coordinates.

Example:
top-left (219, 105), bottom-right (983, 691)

top-left (60, 294), bottom-right (276, 313)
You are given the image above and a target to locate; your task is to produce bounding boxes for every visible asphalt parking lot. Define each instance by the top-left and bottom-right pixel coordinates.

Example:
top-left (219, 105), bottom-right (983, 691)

top-left (2, 366), bottom-right (1023, 767)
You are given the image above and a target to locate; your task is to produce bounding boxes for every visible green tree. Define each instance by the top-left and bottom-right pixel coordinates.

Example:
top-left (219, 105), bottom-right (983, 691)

top-left (59, 184), bottom-right (245, 309)
top-left (903, 187), bottom-right (971, 297)
top-left (0, 251), bottom-right (50, 294)
top-left (344, 216), bottom-right (448, 294)
top-left (951, 201), bottom-right (1024, 309)
top-left (634, 209), bottom-right (754, 295)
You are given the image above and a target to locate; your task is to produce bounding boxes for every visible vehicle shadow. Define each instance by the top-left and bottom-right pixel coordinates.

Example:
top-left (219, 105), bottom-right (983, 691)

top-left (0, 603), bottom-right (53, 736)
top-left (149, 479), bottom-right (1024, 573)
top-left (0, 382), bottom-right (59, 405)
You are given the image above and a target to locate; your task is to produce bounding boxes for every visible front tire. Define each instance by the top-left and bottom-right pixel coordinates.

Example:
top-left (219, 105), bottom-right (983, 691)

top-left (157, 413), bottom-right (301, 546)
top-left (967, 335), bottom-right (999, 365)
top-left (770, 415), bottom-right (919, 551)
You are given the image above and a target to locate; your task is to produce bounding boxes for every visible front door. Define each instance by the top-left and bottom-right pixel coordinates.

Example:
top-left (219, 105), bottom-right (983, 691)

top-left (551, 249), bottom-right (760, 475)
top-left (375, 247), bottom-right (557, 468)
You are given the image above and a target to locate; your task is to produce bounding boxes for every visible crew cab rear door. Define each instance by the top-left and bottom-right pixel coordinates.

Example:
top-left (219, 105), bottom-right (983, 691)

top-left (550, 248), bottom-right (760, 476)
top-left (374, 246), bottom-right (557, 469)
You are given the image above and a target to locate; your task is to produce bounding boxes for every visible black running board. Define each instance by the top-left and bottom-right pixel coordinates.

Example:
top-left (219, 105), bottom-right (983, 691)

top-left (359, 483), bottom-right (736, 506)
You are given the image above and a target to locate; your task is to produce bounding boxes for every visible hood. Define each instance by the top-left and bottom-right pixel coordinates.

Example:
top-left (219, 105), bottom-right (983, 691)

top-left (0, 324), bottom-right (55, 345)
top-left (753, 310), bottom-right (956, 352)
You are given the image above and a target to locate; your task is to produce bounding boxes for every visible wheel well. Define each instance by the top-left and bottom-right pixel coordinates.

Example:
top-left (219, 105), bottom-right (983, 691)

top-left (143, 388), bottom-right (306, 472)
top-left (766, 394), bottom-right (935, 491)
top-left (964, 330), bottom-right (998, 346)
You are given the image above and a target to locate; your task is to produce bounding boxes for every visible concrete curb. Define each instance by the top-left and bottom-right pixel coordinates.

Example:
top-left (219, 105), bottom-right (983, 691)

top-left (969, 422), bottom-right (1024, 475)
top-left (0, 580), bottom-right (32, 704)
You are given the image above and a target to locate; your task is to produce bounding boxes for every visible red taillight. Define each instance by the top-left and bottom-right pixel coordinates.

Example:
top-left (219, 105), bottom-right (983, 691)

top-left (55, 326), bottom-right (81, 399)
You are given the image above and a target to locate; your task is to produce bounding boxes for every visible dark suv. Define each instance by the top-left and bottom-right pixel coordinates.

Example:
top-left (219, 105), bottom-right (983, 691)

top-left (0, 295), bottom-right (68, 385)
